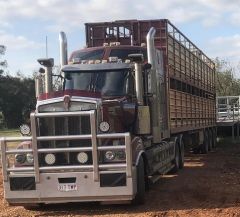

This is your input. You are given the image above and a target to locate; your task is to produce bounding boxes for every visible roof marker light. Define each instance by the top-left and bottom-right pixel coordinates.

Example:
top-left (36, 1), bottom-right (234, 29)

top-left (81, 60), bottom-right (87, 64)
top-left (72, 58), bottom-right (81, 64)
top-left (109, 56), bottom-right (118, 62)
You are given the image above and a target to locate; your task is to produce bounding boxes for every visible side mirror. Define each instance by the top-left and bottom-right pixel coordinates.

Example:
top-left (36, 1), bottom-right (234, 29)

top-left (37, 58), bottom-right (54, 67)
top-left (128, 53), bottom-right (144, 63)
top-left (39, 67), bottom-right (45, 74)
top-left (143, 63), bottom-right (152, 70)
top-left (65, 73), bottom-right (72, 80)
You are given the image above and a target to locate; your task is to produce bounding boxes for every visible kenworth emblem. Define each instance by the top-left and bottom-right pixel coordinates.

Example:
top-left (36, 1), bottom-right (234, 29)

top-left (63, 95), bottom-right (71, 110)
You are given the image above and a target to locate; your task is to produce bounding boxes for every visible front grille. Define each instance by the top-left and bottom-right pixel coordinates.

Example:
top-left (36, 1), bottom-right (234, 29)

top-left (38, 115), bottom-right (92, 167)
top-left (39, 116), bottom-right (91, 136)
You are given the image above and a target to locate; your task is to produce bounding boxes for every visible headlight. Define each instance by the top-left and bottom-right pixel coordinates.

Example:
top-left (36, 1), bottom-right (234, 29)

top-left (15, 154), bottom-right (26, 164)
top-left (19, 124), bottom-right (31, 136)
top-left (77, 152), bottom-right (88, 164)
top-left (99, 121), bottom-right (110, 132)
top-left (105, 151), bottom-right (115, 161)
top-left (116, 150), bottom-right (126, 160)
top-left (45, 153), bottom-right (56, 165)
top-left (26, 153), bottom-right (34, 164)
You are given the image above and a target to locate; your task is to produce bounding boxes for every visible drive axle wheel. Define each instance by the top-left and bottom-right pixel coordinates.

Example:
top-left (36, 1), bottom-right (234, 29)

top-left (201, 131), bottom-right (209, 154)
top-left (171, 142), bottom-right (180, 173)
top-left (133, 156), bottom-right (145, 205)
top-left (208, 130), bottom-right (213, 151)
top-left (179, 138), bottom-right (184, 169)
top-left (212, 129), bottom-right (217, 148)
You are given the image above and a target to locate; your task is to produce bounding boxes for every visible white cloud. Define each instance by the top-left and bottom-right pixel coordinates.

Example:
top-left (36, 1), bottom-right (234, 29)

top-left (1, 0), bottom-right (239, 31)
top-left (0, 31), bottom-right (44, 51)
top-left (208, 34), bottom-right (240, 63)
top-left (1, 0), bottom-right (240, 75)
top-left (0, 21), bottom-right (12, 28)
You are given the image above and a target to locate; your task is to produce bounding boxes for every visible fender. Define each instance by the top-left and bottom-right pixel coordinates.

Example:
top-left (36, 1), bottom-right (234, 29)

top-left (135, 150), bottom-right (145, 166)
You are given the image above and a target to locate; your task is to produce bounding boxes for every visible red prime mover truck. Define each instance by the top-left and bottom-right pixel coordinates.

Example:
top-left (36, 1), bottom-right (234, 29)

top-left (0, 19), bottom-right (216, 206)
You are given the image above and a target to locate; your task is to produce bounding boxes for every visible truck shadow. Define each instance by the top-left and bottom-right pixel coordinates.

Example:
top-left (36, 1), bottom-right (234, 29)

top-left (32, 142), bottom-right (240, 216)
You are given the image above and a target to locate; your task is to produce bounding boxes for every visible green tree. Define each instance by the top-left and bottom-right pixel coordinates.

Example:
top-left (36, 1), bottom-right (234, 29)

top-left (0, 75), bottom-right (36, 128)
top-left (0, 45), bottom-right (7, 75)
top-left (215, 58), bottom-right (240, 96)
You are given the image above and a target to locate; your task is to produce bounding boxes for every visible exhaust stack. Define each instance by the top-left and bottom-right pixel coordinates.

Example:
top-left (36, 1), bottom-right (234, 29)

top-left (37, 58), bottom-right (54, 94)
top-left (146, 27), bottom-right (156, 93)
top-left (59, 31), bottom-right (68, 67)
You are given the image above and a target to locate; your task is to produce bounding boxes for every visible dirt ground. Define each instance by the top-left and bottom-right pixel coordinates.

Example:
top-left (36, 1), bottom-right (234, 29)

top-left (0, 141), bottom-right (240, 217)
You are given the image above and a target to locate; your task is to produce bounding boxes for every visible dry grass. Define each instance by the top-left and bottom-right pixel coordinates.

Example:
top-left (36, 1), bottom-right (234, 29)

top-left (0, 129), bottom-right (20, 137)
top-left (0, 129), bottom-right (21, 148)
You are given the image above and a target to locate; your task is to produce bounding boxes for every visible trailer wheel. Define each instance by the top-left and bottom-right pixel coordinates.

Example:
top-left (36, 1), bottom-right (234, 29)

top-left (179, 139), bottom-right (184, 169)
top-left (208, 130), bottom-right (213, 151)
top-left (212, 128), bottom-right (217, 148)
top-left (171, 142), bottom-right (180, 173)
top-left (201, 131), bottom-right (209, 154)
top-left (133, 156), bottom-right (145, 205)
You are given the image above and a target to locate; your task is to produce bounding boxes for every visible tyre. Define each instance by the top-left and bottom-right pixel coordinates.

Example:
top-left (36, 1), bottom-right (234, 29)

top-left (133, 156), bottom-right (145, 205)
top-left (179, 138), bottom-right (184, 169)
top-left (23, 203), bottom-right (44, 210)
top-left (208, 130), bottom-right (213, 151)
top-left (201, 131), bottom-right (209, 154)
top-left (171, 142), bottom-right (180, 173)
top-left (212, 129), bottom-right (217, 148)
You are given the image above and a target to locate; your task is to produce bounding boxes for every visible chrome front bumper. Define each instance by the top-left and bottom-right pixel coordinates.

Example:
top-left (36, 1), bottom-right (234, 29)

top-left (4, 170), bottom-right (136, 204)
top-left (1, 110), bottom-right (135, 204)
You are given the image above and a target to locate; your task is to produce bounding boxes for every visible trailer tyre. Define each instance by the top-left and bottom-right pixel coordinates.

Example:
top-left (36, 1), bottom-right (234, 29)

top-left (171, 142), bottom-right (180, 173)
top-left (208, 130), bottom-right (213, 151)
top-left (133, 156), bottom-right (145, 205)
top-left (179, 139), bottom-right (184, 169)
top-left (201, 131), bottom-right (209, 154)
top-left (212, 129), bottom-right (217, 148)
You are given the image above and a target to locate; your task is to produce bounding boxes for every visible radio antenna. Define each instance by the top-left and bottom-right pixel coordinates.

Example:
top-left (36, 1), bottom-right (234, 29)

top-left (46, 36), bottom-right (48, 58)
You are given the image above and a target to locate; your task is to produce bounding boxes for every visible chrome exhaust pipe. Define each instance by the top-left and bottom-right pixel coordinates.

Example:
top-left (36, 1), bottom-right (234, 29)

top-left (35, 75), bottom-right (43, 98)
top-left (59, 31), bottom-right (68, 67)
top-left (146, 27), bottom-right (156, 94)
top-left (146, 27), bottom-right (156, 70)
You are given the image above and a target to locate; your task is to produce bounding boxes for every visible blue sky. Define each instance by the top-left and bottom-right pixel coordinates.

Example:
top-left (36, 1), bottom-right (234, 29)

top-left (1, 0), bottom-right (240, 77)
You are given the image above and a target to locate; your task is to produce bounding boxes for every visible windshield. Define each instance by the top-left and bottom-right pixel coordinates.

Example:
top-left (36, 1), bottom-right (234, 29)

top-left (64, 70), bottom-right (130, 96)
top-left (70, 49), bottom-right (104, 62)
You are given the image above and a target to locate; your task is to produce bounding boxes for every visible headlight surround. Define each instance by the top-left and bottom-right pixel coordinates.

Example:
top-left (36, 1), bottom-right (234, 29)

top-left (116, 150), bottom-right (126, 160)
top-left (26, 153), bottom-right (34, 164)
top-left (15, 154), bottom-right (26, 164)
top-left (77, 152), bottom-right (88, 164)
top-left (99, 121), bottom-right (110, 132)
top-left (19, 124), bottom-right (31, 136)
top-left (45, 153), bottom-right (56, 165)
top-left (105, 151), bottom-right (116, 161)
top-left (104, 150), bottom-right (126, 162)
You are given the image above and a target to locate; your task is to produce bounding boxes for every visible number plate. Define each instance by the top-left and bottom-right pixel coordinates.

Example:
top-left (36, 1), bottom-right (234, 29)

top-left (58, 183), bottom-right (77, 192)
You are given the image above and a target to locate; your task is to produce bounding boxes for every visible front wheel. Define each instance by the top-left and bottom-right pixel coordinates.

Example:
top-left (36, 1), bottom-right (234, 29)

top-left (133, 156), bottom-right (145, 205)
top-left (171, 143), bottom-right (180, 173)
top-left (179, 139), bottom-right (184, 169)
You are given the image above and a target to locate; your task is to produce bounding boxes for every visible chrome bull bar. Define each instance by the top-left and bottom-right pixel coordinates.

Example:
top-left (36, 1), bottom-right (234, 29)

top-left (0, 110), bottom-right (132, 183)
